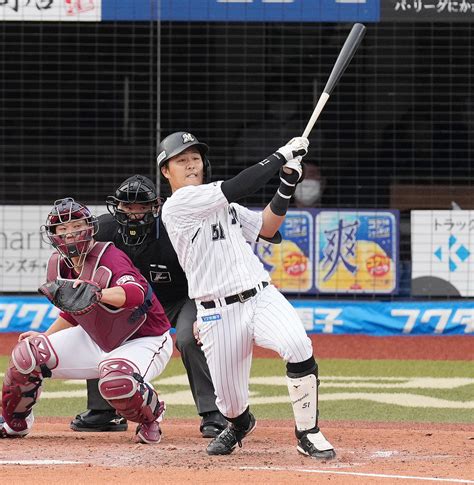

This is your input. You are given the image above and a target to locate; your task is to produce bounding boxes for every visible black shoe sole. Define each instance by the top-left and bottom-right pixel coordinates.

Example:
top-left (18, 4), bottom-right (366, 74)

top-left (297, 445), bottom-right (336, 460)
top-left (201, 425), bottom-right (227, 439)
top-left (70, 423), bottom-right (128, 432)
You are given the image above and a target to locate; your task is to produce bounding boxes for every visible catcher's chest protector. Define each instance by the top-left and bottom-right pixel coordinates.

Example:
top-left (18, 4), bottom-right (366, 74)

top-left (46, 242), bottom-right (147, 352)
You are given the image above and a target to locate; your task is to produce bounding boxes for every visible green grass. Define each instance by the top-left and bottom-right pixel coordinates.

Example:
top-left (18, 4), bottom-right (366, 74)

top-left (1, 356), bottom-right (472, 424)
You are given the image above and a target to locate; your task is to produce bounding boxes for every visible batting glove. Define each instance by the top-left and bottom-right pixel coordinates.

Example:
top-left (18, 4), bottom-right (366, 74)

top-left (276, 137), bottom-right (309, 162)
top-left (280, 156), bottom-right (304, 184)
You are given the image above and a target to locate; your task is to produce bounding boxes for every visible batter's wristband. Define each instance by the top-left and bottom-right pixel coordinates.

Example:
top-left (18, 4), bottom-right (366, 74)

top-left (270, 190), bottom-right (292, 216)
top-left (278, 177), bottom-right (297, 198)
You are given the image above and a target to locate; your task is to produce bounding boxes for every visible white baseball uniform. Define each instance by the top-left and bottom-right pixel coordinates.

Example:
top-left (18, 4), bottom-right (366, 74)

top-left (162, 181), bottom-right (313, 418)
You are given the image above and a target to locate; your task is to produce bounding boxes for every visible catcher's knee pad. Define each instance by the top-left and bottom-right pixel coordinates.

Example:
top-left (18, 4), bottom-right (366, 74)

top-left (2, 336), bottom-right (57, 433)
top-left (286, 357), bottom-right (320, 433)
top-left (98, 359), bottom-right (165, 425)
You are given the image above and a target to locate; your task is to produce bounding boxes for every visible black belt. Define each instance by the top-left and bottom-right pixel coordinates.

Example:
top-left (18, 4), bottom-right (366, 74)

top-left (200, 282), bottom-right (269, 309)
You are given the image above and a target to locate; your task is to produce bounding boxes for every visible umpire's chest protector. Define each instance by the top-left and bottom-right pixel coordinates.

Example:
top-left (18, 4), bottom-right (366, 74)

top-left (46, 242), bottom-right (147, 352)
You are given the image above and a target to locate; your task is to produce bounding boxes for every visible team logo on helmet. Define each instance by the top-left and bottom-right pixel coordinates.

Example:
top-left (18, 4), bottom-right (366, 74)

top-left (182, 132), bottom-right (195, 143)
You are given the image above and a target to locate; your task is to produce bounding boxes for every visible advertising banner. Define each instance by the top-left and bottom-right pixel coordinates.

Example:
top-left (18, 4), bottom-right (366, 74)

top-left (381, 0), bottom-right (474, 22)
top-left (254, 210), bottom-right (314, 293)
top-left (0, 0), bottom-right (101, 21)
top-left (315, 210), bottom-right (398, 294)
top-left (0, 0), bottom-right (378, 22)
top-left (411, 210), bottom-right (474, 297)
top-left (292, 299), bottom-right (473, 335)
top-left (1, 296), bottom-right (472, 335)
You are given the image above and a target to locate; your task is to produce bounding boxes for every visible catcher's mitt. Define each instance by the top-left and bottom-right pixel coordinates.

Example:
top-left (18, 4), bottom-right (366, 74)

top-left (38, 279), bottom-right (102, 315)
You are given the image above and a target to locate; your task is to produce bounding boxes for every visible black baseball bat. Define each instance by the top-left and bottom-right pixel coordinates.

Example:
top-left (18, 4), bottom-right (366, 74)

top-left (302, 23), bottom-right (366, 138)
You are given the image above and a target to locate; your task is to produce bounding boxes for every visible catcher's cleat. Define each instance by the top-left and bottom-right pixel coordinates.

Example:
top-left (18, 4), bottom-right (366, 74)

top-left (206, 413), bottom-right (256, 455)
top-left (296, 429), bottom-right (336, 460)
top-left (0, 415), bottom-right (33, 439)
top-left (70, 409), bottom-right (128, 432)
top-left (135, 420), bottom-right (162, 444)
top-left (200, 411), bottom-right (228, 439)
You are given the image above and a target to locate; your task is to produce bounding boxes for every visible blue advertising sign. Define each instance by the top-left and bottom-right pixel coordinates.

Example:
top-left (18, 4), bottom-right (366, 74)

top-left (1, 296), bottom-right (472, 335)
top-left (102, 0), bottom-right (379, 22)
top-left (291, 299), bottom-right (474, 335)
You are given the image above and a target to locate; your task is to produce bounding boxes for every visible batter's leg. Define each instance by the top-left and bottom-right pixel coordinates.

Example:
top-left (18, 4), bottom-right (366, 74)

top-left (253, 285), bottom-right (336, 459)
top-left (197, 302), bottom-right (256, 455)
top-left (174, 298), bottom-right (227, 437)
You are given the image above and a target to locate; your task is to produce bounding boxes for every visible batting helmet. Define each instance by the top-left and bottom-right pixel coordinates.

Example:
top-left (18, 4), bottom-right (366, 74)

top-left (42, 197), bottom-right (98, 268)
top-left (106, 175), bottom-right (162, 246)
top-left (157, 131), bottom-right (212, 183)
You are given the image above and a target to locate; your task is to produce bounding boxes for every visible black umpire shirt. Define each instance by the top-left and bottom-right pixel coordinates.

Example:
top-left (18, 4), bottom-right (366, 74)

top-left (95, 214), bottom-right (189, 311)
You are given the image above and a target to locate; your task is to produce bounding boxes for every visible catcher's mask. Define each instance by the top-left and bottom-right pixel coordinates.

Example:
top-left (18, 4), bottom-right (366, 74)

top-left (106, 175), bottom-right (162, 246)
top-left (42, 197), bottom-right (98, 268)
top-left (157, 131), bottom-right (211, 183)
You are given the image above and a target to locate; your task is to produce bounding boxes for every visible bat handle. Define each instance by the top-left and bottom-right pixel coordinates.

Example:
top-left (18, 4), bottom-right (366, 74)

top-left (301, 92), bottom-right (330, 138)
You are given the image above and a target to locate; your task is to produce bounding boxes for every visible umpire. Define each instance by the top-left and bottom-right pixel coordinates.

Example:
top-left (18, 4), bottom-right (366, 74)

top-left (70, 175), bottom-right (227, 438)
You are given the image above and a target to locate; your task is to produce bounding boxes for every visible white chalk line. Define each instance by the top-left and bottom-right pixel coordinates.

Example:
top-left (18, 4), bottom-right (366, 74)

top-left (240, 466), bottom-right (474, 483)
top-left (0, 460), bottom-right (82, 465)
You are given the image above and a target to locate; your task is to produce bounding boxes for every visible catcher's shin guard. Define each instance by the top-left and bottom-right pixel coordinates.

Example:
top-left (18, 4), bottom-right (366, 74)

top-left (2, 335), bottom-right (57, 433)
top-left (98, 359), bottom-right (165, 425)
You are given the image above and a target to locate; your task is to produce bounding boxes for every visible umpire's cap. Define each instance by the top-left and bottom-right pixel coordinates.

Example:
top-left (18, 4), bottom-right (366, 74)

top-left (157, 131), bottom-right (211, 183)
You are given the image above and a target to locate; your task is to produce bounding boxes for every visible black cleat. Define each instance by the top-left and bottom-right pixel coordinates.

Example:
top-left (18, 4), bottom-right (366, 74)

top-left (200, 411), bottom-right (228, 438)
top-left (206, 413), bottom-right (256, 455)
top-left (296, 429), bottom-right (336, 460)
top-left (70, 409), bottom-right (128, 432)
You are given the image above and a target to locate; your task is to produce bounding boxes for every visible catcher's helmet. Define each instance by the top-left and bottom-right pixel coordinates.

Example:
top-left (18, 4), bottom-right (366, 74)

top-left (106, 175), bottom-right (162, 246)
top-left (42, 197), bottom-right (98, 268)
top-left (157, 131), bottom-right (211, 183)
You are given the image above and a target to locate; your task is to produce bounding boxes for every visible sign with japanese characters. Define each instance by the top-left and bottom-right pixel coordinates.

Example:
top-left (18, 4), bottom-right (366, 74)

top-left (0, 0), bottom-right (101, 21)
top-left (1, 296), bottom-right (471, 335)
top-left (381, 0), bottom-right (474, 21)
top-left (315, 210), bottom-right (399, 294)
top-left (411, 210), bottom-right (474, 297)
top-left (254, 210), bottom-right (314, 293)
top-left (0, 205), bottom-right (105, 292)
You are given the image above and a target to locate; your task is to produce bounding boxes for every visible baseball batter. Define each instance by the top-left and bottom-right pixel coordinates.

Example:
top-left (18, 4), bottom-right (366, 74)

top-left (0, 198), bottom-right (172, 444)
top-left (159, 131), bottom-right (335, 459)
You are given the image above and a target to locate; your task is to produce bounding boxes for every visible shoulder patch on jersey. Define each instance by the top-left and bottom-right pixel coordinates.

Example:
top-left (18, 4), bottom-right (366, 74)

top-left (116, 275), bottom-right (136, 285)
top-left (201, 314), bottom-right (222, 322)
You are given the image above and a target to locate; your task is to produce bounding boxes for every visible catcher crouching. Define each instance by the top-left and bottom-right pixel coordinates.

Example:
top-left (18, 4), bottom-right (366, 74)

top-left (0, 197), bottom-right (172, 444)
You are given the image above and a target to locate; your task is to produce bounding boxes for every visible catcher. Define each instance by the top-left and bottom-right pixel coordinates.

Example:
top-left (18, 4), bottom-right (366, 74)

top-left (0, 197), bottom-right (172, 444)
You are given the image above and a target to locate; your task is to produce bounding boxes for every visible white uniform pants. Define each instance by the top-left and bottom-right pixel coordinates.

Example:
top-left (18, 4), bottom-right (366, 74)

top-left (196, 284), bottom-right (313, 418)
top-left (47, 326), bottom-right (173, 382)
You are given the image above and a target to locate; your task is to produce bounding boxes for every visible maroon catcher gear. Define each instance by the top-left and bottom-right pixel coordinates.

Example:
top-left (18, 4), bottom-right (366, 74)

top-left (42, 197), bottom-right (98, 269)
top-left (1, 335), bottom-right (57, 435)
top-left (47, 242), bottom-right (151, 352)
top-left (98, 359), bottom-right (165, 429)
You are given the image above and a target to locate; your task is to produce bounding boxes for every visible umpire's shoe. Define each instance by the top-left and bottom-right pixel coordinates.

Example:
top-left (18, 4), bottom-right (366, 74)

top-left (206, 413), bottom-right (256, 455)
top-left (296, 428), bottom-right (336, 460)
top-left (200, 411), bottom-right (228, 438)
top-left (70, 409), bottom-right (128, 432)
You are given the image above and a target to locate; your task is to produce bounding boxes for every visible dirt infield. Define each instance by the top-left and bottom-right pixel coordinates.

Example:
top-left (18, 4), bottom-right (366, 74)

top-left (1, 333), bottom-right (472, 360)
top-left (1, 333), bottom-right (472, 484)
top-left (1, 418), bottom-right (473, 484)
